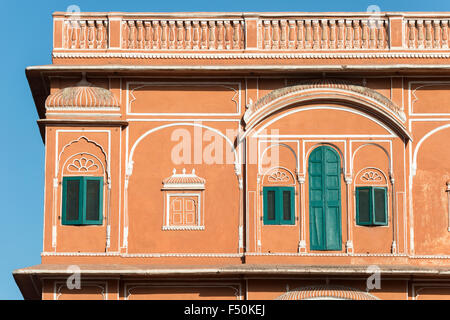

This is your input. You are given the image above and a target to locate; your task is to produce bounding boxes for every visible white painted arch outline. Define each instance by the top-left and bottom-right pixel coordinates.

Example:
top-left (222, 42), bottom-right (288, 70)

top-left (412, 123), bottom-right (450, 176)
top-left (128, 122), bottom-right (240, 175)
top-left (246, 105), bottom-right (400, 142)
top-left (259, 143), bottom-right (298, 174)
top-left (241, 90), bottom-right (411, 142)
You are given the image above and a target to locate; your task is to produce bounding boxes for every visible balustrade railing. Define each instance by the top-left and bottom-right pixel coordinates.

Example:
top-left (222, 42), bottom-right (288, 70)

top-left (121, 19), bottom-right (244, 50)
top-left (53, 13), bottom-right (450, 52)
top-left (406, 18), bottom-right (450, 49)
top-left (63, 19), bottom-right (108, 49)
top-left (260, 18), bottom-right (388, 50)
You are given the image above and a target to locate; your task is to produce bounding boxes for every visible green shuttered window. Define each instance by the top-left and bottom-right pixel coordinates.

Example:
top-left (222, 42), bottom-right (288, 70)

top-left (62, 176), bottom-right (103, 225)
top-left (356, 186), bottom-right (388, 226)
top-left (263, 186), bottom-right (295, 225)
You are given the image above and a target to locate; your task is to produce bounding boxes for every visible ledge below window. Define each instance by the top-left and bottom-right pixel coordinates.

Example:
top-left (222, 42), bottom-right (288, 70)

top-left (162, 225), bottom-right (205, 231)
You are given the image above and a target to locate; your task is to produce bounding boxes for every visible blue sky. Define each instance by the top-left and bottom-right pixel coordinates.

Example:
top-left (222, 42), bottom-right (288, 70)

top-left (1, 0), bottom-right (450, 300)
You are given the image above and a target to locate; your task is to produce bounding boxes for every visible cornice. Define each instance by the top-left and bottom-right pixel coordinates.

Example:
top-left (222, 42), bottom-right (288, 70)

top-left (52, 51), bottom-right (450, 59)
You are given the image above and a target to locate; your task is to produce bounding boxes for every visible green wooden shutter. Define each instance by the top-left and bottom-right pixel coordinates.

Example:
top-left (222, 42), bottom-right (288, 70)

top-left (264, 187), bottom-right (277, 225)
top-left (264, 186), bottom-right (295, 225)
top-left (356, 187), bottom-right (372, 225)
top-left (309, 146), bottom-right (342, 250)
top-left (280, 187), bottom-right (295, 225)
top-left (62, 176), bottom-right (103, 225)
top-left (83, 177), bottom-right (103, 225)
top-left (309, 147), bottom-right (325, 250)
top-left (373, 187), bottom-right (388, 226)
top-left (62, 177), bottom-right (83, 225)
top-left (323, 147), bottom-right (342, 250)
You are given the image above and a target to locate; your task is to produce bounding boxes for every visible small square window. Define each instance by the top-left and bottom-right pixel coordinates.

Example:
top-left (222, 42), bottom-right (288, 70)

top-left (164, 193), bottom-right (203, 230)
top-left (356, 186), bottom-right (387, 226)
top-left (62, 176), bottom-right (103, 225)
top-left (263, 186), bottom-right (295, 225)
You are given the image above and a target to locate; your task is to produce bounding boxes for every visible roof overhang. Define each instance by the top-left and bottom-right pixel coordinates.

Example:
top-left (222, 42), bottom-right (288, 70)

top-left (13, 263), bottom-right (450, 299)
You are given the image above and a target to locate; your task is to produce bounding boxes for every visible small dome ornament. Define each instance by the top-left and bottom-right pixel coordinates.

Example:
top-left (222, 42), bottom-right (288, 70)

top-left (45, 73), bottom-right (119, 109)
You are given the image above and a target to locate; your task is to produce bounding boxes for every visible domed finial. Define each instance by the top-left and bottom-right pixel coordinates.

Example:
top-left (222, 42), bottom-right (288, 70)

top-left (172, 168), bottom-right (176, 175)
top-left (192, 169), bottom-right (196, 175)
top-left (182, 168), bottom-right (186, 174)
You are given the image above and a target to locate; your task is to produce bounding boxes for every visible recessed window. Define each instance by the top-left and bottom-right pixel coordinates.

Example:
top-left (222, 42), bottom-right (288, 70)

top-left (62, 176), bottom-right (103, 225)
top-left (356, 186), bottom-right (387, 226)
top-left (263, 186), bottom-right (295, 225)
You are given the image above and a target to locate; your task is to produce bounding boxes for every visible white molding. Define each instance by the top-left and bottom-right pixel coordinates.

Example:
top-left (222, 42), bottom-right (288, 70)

top-left (124, 282), bottom-right (242, 300)
top-left (126, 80), bottom-right (241, 116)
top-left (409, 81), bottom-right (450, 116)
top-left (53, 51), bottom-right (450, 60)
top-left (54, 280), bottom-right (108, 300)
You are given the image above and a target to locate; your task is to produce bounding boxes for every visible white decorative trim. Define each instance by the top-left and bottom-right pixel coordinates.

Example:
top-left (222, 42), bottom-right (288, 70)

top-left (360, 170), bottom-right (383, 182)
top-left (267, 170), bottom-right (290, 182)
top-left (46, 106), bottom-right (120, 111)
top-left (54, 281), bottom-right (107, 300)
top-left (39, 251), bottom-right (450, 258)
top-left (53, 51), bottom-right (450, 59)
top-left (125, 282), bottom-right (242, 300)
top-left (122, 253), bottom-right (243, 258)
top-left (127, 81), bottom-right (241, 116)
top-left (67, 155), bottom-right (100, 173)
top-left (162, 226), bottom-right (205, 231)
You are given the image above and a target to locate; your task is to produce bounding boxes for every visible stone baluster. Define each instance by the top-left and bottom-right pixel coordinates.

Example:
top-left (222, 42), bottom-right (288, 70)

top-left (70, 20), bottom-right (79, 49)
top-left (88, 20), bottom-right (96, 49)
top-left (296, 20), bottom-right (304, 49)
top-left (433, 20), bottom-right (441, 48)
top-left (408, 20), bottom-right (416, 48)
top-left (136, 20), bottom-right (144, 49)
top-left (217, 21), bottom-right (224, 49)
top-left (272, 20), bottom-right (280, 49)
top-left (161, 21), bottom-right (168, 49)
top-left (369, 20), bottom-right (376, 49)
top-left (200, 21), bottom-right (208, 49)
top-left (312, 20), bottom-right (320, 49)
top-left (185, 21), bottom-right (192, 49)
top-left (352, 20), bottom-right (360, 49)
top-left (305, 20), bottom-right (312, 49)
top-left (288, 20), bottom-right (296, 49)
top-left (152, 21), bottom-right (159, 49)
top-left (377, 20), bottom-right (385, 49)
top-left (425, 20), bottom-right (432, 48)
top-left (240, 21), bottom-right (245, 49)
top-left (329, 20), bottom-right (336, 49)
top-left (442, 20), bottom-right (449, 49)
top-left (64, 21), bottom-right (69, 48)
top-left (232, 21), bottom-right (241, 49)
top-left (168, 21), bottom-right (176, 49)
top-left (193, 21), bottom-right (200, 49)
top-left (176, 21), bottom-right (184, 49)
top-left (417, 20), bottom-right (424, 48)
top-left (263, 20), bottom-right (271, 49)
top-left (127, 21), bottom-right (135, 49)
top-left (280, 20), bottom-right (287, 49)
top-left (102, 21), bottom-right (108, 49)
top-left (321, 19), bottom-right (328, 49)
top-left (361, 20), bottom-right (368, 49)
top-left (209, 21), bottom-right (216, 49)
top-left (79, 21), bottom-right (86, 48)
top-left (96, 20), bottom-right (104, 49)
top-left (144, 21), bottom-right (151, 49)
top-left (337, 20), bottom-right (345, 49)
top-left (345, 20), bottom-right (352, 48)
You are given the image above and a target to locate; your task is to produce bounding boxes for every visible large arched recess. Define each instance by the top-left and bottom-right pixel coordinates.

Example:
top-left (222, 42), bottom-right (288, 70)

top-left (241, 81), bottom-right (411, 142)
top-left (125, 123), bottom-right (240, 254)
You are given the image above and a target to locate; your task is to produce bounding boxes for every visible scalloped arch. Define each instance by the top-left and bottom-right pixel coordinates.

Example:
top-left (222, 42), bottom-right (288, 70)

top-left (243, 80), bottom-right (411, 141)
